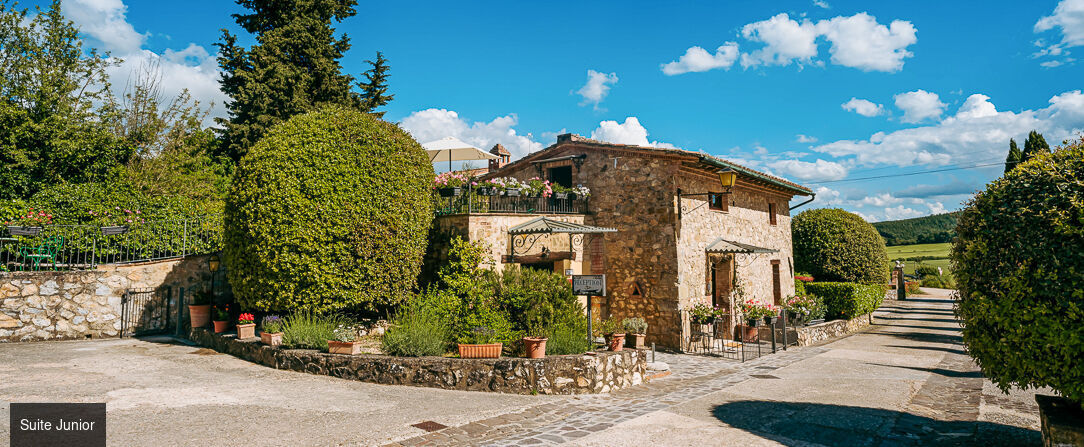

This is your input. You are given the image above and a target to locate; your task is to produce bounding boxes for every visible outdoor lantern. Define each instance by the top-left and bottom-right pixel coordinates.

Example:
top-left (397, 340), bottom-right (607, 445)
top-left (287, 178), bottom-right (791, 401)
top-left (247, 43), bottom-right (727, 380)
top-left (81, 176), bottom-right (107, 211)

top-left (208, 254), bottom-right (220, 272)
top-left (717, 168), bottom-right (737, 191)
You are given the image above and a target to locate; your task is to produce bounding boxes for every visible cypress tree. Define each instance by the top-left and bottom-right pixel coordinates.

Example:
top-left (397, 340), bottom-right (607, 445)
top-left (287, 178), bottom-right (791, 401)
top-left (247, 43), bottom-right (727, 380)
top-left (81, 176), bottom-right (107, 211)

top-left (358, 51), bottom-right (394, 117)
top-left (1021, 130), bottom-right (1050, 164)
top-left (1004, 138), bottom-right (1022, 174)
top-left (215, 0), bottom-right (364, 162)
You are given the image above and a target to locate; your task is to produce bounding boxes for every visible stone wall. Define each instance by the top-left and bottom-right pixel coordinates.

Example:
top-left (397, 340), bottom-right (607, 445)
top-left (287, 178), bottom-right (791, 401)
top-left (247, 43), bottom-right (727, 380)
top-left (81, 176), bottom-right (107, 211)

top-left (794, 313), bottom-right (874, 346)
top-left (189, 328), bottom-right (647, 395)
top-left (0, 255), bottom-right (211, 342)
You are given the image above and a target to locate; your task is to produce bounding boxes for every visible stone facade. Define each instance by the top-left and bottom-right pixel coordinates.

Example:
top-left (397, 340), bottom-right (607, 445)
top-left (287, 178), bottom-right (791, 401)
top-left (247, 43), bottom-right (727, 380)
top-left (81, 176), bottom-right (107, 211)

top-left (438, 134), bottom-right (811, 349)
top-left (0, 255), bottom-right (211, 342)
top-left (794, 313), bottom-right (874, 346)
top-left (189, 328), bottom-right (647, 395)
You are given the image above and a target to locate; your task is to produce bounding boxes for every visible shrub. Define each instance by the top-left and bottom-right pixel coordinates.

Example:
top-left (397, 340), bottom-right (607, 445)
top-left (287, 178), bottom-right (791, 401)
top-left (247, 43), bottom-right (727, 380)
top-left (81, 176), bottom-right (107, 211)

top-left (261, 315), bottom-right (284, 333)
top-left (793, 208), bottom-right (890, 285)
top-left (914, 265), bottom-right (941, 277)
top-left (952, 139), bottom-right (1084, 406)
top-left (281, 311), bottom-right (344, 351)
top-left (382, 294), bottom-right (449, 357)
top-left (623, 317), bottom-right (648, 335)
top-left (905, 281), bottom-right (922, 295)
top-left (546, 322), bottom-right (592, 355)
top-left (224, 106), bottom-right (433, 314)
top-left (804, 282), bottom-right (884, 320)
top-left (493, 265), bottom-right (587, 338)
top-left (920, 275), bottom-right (943, 288)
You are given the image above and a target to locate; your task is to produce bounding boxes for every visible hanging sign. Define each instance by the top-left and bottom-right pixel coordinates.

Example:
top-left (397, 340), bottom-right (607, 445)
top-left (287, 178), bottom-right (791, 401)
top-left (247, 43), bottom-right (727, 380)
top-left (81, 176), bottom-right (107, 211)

top-left (572, 275), bottom-right (606, 296)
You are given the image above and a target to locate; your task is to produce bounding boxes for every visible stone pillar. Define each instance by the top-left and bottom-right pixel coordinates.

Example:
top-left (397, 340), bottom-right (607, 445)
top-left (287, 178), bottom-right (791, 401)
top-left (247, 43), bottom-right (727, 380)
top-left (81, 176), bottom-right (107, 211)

top-left (894, 262), bottom-right (906, 300)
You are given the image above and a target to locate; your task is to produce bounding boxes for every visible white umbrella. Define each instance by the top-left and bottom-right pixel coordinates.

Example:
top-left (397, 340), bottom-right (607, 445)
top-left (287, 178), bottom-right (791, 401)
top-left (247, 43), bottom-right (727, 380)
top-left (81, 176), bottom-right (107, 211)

top-left (422, 137), bottom-right (499, 171)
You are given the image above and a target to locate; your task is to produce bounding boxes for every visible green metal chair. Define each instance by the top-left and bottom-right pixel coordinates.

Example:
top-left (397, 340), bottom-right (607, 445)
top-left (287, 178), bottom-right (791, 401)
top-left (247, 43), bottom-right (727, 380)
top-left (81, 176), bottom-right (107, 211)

top-left (18, 236), bottom-right (65, 271)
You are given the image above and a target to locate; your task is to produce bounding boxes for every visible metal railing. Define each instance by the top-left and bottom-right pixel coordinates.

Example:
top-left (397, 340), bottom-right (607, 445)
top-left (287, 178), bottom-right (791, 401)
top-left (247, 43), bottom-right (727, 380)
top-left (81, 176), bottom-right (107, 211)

top-left (680, 311), bottom-right (800, 362)
top-left (0, 214), bottom-right (221, 271)
top-left (433, 191), bottom-right (588, 216)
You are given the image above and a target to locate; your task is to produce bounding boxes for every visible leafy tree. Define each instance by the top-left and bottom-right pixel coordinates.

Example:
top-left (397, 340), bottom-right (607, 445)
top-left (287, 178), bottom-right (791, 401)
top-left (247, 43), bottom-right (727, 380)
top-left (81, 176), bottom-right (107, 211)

top-left (1004, 138), bottom-right (1022, 174)
top-left (358, 51), bottom-right (394, 117)
top-left (215, 0), bottom-right (366, 162)
top-left (0, 0), bottom-right (129, 199)
top-left (1021, 130), bottom-right (1049, 163)
top-left (793, 208), bottom-right (889, 285)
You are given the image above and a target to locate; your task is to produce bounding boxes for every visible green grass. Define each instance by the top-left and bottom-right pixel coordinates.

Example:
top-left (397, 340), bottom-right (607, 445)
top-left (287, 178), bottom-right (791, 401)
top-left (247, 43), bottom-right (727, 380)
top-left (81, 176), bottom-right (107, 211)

top-left (886, 242), bottom-right (954, 282)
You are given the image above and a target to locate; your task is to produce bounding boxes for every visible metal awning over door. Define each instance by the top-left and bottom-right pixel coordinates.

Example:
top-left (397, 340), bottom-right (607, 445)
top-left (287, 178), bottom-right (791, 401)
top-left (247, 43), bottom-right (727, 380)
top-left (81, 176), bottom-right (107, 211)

top-left (705, 238), bottom-right (778, 254)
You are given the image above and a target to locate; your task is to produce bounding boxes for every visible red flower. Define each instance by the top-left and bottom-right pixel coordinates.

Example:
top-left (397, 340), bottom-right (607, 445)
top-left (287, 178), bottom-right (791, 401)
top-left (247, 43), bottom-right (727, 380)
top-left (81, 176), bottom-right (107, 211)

top-left (238, 313), bottom-right (255, 324)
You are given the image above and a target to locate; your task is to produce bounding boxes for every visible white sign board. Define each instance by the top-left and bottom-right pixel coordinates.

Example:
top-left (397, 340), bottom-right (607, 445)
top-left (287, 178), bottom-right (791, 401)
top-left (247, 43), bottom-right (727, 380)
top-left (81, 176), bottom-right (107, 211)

top-left (572, 275), bottom-right (606, 296)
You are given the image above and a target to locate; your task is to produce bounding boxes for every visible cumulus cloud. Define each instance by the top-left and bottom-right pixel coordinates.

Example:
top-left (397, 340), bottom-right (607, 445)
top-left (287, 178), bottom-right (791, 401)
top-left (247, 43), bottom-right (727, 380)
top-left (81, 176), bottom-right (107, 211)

top-left (576, 70), bottom-right (618, 108)
top-left (814, 90), bottom-right (1084, 167)
top-left (796, 134), bottom-right (818, 143)
top-left (841, 97), bottom-right (885, 117)
top-left (894, 89), bottom-right (946, 123)
top-left (661, 43), bottom-right (740, 75)
top-left (896, 179), bottom-right (977, 198)
top-left (767, 159), bottom-right (848, 181)
top-left (590, 117), bottom-right (675, 148)
top-left (813, 0), bottom-right (830, 9)
top-left (400, 109), bottom-right (543, 159)
top-left (739, 14), bottom-right (820, 68)
top-left (64, 0), bottom-right (227, 123)
top-left (1034, 0), bottom-right (1084, 65)
top-left (883, 205), bottom-right (925, 221)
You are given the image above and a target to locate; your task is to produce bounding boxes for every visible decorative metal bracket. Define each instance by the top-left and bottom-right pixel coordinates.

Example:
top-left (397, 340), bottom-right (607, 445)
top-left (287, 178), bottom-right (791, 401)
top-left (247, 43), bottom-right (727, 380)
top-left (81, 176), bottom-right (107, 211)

top-left (511, 233), bottom-right (544, 256)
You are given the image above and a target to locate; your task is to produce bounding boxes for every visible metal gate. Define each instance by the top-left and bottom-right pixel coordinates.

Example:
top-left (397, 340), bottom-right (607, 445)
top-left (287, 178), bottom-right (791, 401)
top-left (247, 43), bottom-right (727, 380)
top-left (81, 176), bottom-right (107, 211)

top-left (120, 287), bottom-right (174, 337)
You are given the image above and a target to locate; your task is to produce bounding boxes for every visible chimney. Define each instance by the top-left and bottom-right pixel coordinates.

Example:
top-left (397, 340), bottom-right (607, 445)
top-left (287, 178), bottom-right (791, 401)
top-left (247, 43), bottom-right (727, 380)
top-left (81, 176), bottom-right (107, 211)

top-left (489, 144), bottom-right (511, 171)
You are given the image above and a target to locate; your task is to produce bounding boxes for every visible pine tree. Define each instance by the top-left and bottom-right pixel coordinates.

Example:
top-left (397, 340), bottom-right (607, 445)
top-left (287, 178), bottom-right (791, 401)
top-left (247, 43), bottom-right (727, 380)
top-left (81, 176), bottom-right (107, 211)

top-left (215, 0), bottom-right (363, 162)
top-left (358, 51), bottom-right (394, 117)
top-left (1021, 130), bottom-right (1050, 164)
top-left (1004, 138), bottom-right (1022, 174)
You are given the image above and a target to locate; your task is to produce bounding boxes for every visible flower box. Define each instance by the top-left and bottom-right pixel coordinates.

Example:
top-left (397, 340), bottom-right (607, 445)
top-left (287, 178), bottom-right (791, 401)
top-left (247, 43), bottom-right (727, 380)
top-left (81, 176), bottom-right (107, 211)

top-left (327, 340), bottom-right (362, 355)
top-left (6, 226), bottom-right (41, 236)
top-left (237, 323), bottom-right (256, 339)
top-left (260, 332), bottom-right (283, 347)
top-left (625, 333), bottom-right (646, 349)
top-left (553, 192), bottom-right (569, 200)
top-left (503, 189), bottom-right (521, 197)
top-left (437, 187), bottom-right (462, 197)
top-left (457, 343), bottom-right (502, 359)
top-left (476, 187), bottom-right (498, 196)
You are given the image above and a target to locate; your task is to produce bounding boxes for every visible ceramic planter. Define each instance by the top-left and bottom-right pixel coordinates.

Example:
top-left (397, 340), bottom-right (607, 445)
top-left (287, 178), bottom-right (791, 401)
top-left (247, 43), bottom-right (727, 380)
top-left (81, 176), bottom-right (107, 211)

top-left (188, 304), bottom-right (211, 328)
top-left (260, 332), bottom-right (283, 347)
top-left (212, 320), bottom-right (229, 333)
top-left (522, 337), bottom-right (548, 359)
top-left (625, 333), bottom-right (646, 349)
top-left (736, 324), bottom-right (759, 343)
top-left (606, 333), bottom-right (626, 352)
top-left (764, 316), bottom-right (779, 325)
top-left (457, 343), bottom-right (502, 359)
top-left (327, 340), bottom-right (362, 355)
top-left (236, 323), bottom-right (256, 339)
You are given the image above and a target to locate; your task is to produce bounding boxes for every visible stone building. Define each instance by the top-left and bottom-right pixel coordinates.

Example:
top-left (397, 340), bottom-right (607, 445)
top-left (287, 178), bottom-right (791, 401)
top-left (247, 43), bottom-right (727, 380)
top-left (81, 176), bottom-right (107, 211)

top-left (433, 134), bottom-right (813, 349)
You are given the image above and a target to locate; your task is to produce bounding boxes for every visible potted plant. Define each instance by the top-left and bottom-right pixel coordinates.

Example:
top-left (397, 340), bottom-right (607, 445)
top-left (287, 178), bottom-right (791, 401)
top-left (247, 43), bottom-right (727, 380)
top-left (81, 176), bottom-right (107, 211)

top-left (623, 317), bottom-right (648, 349)
top-left (784, 294), bottom-right (825, 326)
top-left (739, 300), bottom-right (771, 328)
top-left (458, 326), bottom-right (502, 359)
top-left (327, 324), bottom-right (363, 355)
top-left (689, 302), bottom-right (717, 325)
top-left (599, 317), bottom-right (625, 352)
top-left (522, 177), bottom-right (553, 198)
top-left (552, 184), bottom-right (570, 200)
top-left (763, 304), bottom-right (780, 325)
top-left (260, 315), bottom-right (284, 346)
top-left (188, 289), bottom-right (213, 328)
top-left (521, 310), bottom-right (548, 359)
top-left (236, 313), bottom-right (256, 339)
top-left (569, 185), bottom-right (590, 200)
top-left (212, 306), bottom-right (230, 333)
top-left (434, 172), bottom-right (468, 197)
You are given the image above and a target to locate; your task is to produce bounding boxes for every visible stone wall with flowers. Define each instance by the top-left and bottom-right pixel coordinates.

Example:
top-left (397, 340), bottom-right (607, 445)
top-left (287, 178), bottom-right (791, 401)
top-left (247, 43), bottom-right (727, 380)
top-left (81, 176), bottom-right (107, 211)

top-left (0, 255), bottom-right (211, 342)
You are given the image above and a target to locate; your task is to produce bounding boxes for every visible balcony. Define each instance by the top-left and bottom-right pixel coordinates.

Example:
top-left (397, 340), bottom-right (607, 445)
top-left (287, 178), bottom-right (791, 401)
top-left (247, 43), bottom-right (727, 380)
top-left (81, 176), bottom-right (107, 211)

top-left (433, 191), bottom-right (587, 216)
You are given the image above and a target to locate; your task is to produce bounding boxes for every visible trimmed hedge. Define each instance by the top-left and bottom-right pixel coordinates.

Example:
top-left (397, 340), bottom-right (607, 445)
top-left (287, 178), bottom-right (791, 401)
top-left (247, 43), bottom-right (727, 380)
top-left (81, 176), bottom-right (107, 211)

top-left (804, 282), bottom-right (884, 320)
top-left (793, 208), bottom-right (890, 285)
top-left (224, 107), bottom-right (434, 314)
top-left (952, 139), bottom-right (1084, 406)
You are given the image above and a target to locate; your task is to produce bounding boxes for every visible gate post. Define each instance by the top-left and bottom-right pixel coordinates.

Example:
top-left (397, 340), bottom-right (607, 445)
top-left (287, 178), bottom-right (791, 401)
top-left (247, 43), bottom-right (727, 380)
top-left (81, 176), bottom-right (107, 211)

top-left (175, 287), bottom-right (186, 337)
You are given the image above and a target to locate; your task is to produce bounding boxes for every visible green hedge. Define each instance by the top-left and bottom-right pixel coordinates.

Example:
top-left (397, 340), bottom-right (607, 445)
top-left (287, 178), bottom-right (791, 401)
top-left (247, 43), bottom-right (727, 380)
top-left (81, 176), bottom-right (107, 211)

top-left (793, 208), bottom-right (890, 285)
top-left (952, 139), bottom-right (1084, 406)
top-left (804, 282), bottom-right (884, 320)
top-left (224, 107), bottom-right (434, 314)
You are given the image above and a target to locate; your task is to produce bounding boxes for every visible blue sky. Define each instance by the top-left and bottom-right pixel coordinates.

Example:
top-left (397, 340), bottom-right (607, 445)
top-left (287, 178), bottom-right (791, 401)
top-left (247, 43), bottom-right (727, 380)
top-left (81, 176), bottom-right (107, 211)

top-left (34, 0), bottom-right (1084, 222)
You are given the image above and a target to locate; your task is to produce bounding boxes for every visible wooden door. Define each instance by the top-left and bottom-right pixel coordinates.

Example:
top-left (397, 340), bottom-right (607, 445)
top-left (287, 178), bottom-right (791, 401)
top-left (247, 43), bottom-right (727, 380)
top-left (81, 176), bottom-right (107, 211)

top-left (712, 257), bottom-right (734, 337)
top-left (771, 260), bottom-right (782, 305)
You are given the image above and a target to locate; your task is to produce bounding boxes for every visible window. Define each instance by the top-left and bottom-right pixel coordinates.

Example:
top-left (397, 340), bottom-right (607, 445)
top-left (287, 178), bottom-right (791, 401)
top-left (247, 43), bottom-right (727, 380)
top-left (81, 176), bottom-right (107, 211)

top-left (547, 166), bottom-right (573, 188)
top-left (771, 260), bottom-right (781, 305)
top-left (768, 202), bottom-right (777, 225)
top-left (709, 193), bottom-right (728, 211)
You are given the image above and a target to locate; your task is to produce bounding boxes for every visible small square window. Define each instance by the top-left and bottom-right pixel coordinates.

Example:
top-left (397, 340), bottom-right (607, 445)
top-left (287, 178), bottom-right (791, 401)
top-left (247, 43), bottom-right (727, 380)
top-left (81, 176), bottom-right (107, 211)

top-left (709, 193), bottom-right (728, 211)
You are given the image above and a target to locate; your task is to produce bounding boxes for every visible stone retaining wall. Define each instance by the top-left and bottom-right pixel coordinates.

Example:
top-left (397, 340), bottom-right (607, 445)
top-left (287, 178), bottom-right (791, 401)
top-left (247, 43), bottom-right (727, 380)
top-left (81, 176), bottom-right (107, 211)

top-left (188, 328), bottom-right (647, 395)
top-left (794, 313), bottom-right (874, 346)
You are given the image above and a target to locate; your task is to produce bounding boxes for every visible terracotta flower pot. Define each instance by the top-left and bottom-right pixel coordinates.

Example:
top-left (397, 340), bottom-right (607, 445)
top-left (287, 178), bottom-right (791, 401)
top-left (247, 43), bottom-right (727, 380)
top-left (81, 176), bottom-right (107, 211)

top-left (735, 324), bottom-right (759, 343)
top-left (327, 340), bottom-right (362, 355)
top-left (212, 320), bottom-right (229, 333)
top-left (457, 343), bottom-right (502, 359)
top-left (625, 333), bottom-right (646, 349)
top-left (606, 333), bottom-right (626, 352)
top-left (260, 332), bottom-right (283, 347)
top-left (188, 304), bottom-right (211, 328)
top-left (522, 337), bottom-right (548, 359)
top-left (237, 323), bottom-right (256, 339)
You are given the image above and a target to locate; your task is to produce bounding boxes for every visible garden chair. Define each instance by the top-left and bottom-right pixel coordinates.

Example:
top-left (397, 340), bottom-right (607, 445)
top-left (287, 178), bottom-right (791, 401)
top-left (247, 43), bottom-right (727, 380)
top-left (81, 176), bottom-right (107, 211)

top-left (18, 236), bottom-right (65, 271)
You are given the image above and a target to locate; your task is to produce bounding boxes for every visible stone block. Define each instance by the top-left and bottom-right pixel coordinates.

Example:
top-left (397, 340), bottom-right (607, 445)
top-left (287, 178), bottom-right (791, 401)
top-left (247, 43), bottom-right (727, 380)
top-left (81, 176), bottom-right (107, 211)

top-left (39, 280), bottom-right (59, 295)
top-left (1037, 394), bottom-right (1084, 447)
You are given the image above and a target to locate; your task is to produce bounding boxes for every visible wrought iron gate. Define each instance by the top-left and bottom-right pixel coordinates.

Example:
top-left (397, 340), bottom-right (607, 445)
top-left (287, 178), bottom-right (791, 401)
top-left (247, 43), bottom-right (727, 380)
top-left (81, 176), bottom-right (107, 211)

top-left (120, 287), bottom-right (174, 337)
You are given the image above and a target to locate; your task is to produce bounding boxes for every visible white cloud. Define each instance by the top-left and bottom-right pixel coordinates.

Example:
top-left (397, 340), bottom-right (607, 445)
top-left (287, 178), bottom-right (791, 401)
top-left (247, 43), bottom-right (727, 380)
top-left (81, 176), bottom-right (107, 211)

top-left (62, 0), bottom-right (147, 54)
top-left (814, 90), bottom-right (1084, 167)
top-left (661, 43), bottom-right (740, 75)
top-left (399, 109), bottom-right (543, 159)
top-left (590, 117), bottom-right (674, 148)
top-left (841, 97), bottom-right (885, 117)
top-left (816, 13), bottom-right (917, 72)
top-left (883, 205), bottom-right (925, 221)
top-left (796, 134), bottom-right (818, 143)
top-left (1034, 0), bottom-right (1084, 65)
top-left (813, 0), bottom-right (830, 9)
top-left (894, 90), bottom-right (946, 123)
top-left (767, 158), bottom-right (848, 181)
top-left (928, 202), bottom-right (947, 215)
top-left (739, 14), bottom-right (820, 69)
top-left (576, 70), bottom-right (618, 108)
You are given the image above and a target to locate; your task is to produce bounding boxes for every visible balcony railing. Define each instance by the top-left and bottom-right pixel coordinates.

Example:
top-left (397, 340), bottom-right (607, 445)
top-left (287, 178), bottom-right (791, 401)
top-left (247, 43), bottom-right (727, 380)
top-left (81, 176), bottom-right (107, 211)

top-left (433, 190), bottom-right (587, 216)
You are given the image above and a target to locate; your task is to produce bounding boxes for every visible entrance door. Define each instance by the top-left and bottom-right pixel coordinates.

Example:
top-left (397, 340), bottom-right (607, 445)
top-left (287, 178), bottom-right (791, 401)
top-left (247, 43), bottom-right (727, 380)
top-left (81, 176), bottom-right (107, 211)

top-left (547, 166), bottom-right (573, 188)
top-left (522, 261), bottom-right (555, 273)
top-left (712, 257), bottom-right (734, 337)
top-left (771, 260), bottom-right (782, 305)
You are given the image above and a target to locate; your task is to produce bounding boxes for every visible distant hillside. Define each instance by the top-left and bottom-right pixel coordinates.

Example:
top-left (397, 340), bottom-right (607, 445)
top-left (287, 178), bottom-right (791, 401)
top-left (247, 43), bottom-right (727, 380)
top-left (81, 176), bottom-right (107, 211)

top-left (873, 212), bottom-right (960, 246)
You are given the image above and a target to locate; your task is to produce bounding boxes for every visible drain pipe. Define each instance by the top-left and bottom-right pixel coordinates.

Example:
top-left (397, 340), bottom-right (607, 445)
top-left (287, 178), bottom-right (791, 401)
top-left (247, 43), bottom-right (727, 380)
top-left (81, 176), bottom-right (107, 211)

top-left (789, 193), bottom-right (816, 211)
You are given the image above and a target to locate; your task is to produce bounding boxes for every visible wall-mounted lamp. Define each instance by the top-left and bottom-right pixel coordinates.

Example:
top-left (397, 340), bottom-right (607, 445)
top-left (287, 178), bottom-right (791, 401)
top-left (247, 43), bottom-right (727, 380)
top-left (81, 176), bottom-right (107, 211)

top-left (677, 167), bottom-right (739, 217)
top-left (208, 254), bottom-right (220, 272)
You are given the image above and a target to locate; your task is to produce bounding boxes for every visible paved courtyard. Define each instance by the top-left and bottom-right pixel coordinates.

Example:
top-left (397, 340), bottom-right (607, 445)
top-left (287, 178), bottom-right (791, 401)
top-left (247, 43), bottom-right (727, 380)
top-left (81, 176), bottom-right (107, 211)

top-left (0, 289), bottom-right (1043, 446)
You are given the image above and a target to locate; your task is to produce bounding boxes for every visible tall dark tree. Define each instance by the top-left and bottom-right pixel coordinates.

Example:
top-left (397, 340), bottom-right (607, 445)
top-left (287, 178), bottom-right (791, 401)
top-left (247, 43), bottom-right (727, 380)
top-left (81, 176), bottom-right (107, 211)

top-left (358, 51), bottom-right (394, 117)
top-left (215, 0), bottom-right (363, 162)
top-left (1021, 130), bottom-right (1050, 163)
top-left (1004, 138), bottom-right (1022, 174)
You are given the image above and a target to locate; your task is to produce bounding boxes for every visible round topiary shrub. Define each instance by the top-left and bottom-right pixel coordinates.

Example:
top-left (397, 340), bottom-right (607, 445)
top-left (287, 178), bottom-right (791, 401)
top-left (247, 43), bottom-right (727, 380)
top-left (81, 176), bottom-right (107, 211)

top-left (952, 140), bottom-right (1084, 405)
top-left (224, 107), bottom-right (434, 314)
top-left (792, 208), bottom-right (889, 285)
